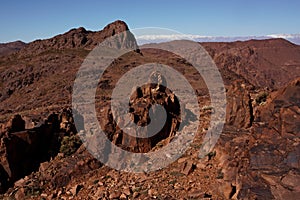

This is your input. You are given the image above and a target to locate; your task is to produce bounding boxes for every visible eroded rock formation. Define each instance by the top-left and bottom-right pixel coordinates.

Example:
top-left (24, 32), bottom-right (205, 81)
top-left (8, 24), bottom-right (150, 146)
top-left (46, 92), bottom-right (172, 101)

top-left (215, 78), bottom-right (300, 199)
top-left (102, 71), bottom-right (182, 153)
top-left (0, 109), bottom-right (82, 193)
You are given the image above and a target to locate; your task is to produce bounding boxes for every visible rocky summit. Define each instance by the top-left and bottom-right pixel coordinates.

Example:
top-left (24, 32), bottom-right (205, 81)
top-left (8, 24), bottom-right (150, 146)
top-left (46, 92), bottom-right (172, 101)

top-left (0, 20), bottom-right (299, 199)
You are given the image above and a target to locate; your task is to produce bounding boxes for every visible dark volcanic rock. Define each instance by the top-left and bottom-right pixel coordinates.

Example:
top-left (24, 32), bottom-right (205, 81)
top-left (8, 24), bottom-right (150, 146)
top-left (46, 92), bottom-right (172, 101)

top-left (0, 109), bottom-right (83, 193)
top-left (102, 71), bottom-right (181, 153)
top-left (215, 78), bottom-right (300, 199)
top-left (5, 114), bottom-right (25, 133)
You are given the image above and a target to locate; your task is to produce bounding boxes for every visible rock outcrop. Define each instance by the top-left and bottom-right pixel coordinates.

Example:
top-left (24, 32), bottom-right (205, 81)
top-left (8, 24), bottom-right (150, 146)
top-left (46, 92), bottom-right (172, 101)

top-left (101, 71), bottom-right (182, 153)
top-left (215, 78), bottom-right (300, 199)
top-left (226, 81), bottom-right (254, 129)
top-left (0, 109), bottom-right (82, 193)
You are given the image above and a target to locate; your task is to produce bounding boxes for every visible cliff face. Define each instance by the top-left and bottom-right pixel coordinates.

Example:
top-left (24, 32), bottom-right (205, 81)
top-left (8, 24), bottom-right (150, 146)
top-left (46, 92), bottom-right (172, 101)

top-left (214, 77), bottom-right (300, 199)
top-left (0, 20), bottom-right (299, 199)
top-left (0, 108), bottom-right (85, 193)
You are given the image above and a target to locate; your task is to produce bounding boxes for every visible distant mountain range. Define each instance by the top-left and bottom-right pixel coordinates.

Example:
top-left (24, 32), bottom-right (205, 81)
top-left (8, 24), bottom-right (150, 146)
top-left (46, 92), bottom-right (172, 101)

top-left (1, 34), bottom-right (299, 55)
top-left (136, 33), bottom-right (300, 45)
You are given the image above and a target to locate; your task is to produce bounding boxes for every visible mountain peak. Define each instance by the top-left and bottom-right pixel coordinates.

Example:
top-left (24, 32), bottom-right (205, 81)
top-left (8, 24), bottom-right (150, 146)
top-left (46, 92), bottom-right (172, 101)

top-left (103, 20), bottom-right (129, 33)
top-left (16, 20), bottom-right (137, 55)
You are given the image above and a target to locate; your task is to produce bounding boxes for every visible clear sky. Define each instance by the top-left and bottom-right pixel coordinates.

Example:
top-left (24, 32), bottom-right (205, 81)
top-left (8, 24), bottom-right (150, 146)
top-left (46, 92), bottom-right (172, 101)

top-left (1, 0), bottom-right (300, 43)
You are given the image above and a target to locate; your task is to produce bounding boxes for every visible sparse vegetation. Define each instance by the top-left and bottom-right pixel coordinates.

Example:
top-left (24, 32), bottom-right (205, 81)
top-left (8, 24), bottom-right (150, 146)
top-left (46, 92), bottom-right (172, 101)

top-left (168, 180), bottom-right (177, 185)
top-left (255, 92), bottom-right (268, 104)
top-left (59, 134), bottom-right (82, 156)
top-left (24, 186), bottom-right (43, 197)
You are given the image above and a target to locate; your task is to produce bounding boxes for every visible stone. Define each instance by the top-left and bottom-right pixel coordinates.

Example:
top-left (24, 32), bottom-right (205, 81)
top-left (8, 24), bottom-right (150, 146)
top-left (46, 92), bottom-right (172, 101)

top-left (174, 183), bottom-right (182, 190)
top-left (222, 182), bottom-right (236, 199)
top-left (14, 187), bottom-right (25, 200)
top-left (188, 190), bottom-right (205, 199)
top-left (119, 193), bottom-right (127, 200)
top-left (133, 192), bottom-right (139, 198)
top-left (39, 162), bottom-right (50, 172)
top-left (196, 162), bottom-right (206, 170)
top-left (41, 193), bottom-right (48, 197)
top-left (48, 193), bottom-right (57, 199)
top-left (181, 160), bottom-right (195, 175)
top-left (177, 157), bottom-right (188, 164)
top-left (57, 190), bottom-right (62, 197)
top-left (70, 184), bottom-right (83, 196)
top-left (281, 170), bottom-right (300, 188)
top-left (94, 187), bottom-right (106, 199)
top-left (109, 191), bottom-right (121, 199)
top-left (148, 189), bottom-right (157, 197)
top-left (122, 188), bottom-right (131, 196)
top-left (23, 116), bottom-right (35, 129)
top-left (14, 178), bottom-right (25, 187)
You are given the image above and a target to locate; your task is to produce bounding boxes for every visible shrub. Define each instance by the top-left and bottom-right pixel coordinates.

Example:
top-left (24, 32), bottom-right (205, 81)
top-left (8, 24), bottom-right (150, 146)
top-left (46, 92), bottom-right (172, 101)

top-left (59, 135), bottom-right (82, 156)
top-left (255, 92), bottom-right (268, 104)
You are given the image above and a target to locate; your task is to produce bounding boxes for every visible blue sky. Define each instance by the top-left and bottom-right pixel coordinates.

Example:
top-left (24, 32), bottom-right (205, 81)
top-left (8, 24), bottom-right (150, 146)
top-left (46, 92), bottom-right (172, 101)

top-left (1, 0), bottom-right (300, 43)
